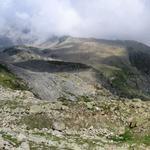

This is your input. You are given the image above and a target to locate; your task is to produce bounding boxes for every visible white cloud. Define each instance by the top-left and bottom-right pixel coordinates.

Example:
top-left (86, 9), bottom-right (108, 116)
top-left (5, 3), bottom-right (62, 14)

top-left (0, 0), bottom-right (150, 44)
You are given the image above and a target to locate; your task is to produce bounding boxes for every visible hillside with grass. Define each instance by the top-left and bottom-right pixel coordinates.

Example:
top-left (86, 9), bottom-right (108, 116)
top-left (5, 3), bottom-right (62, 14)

top-left (0, 64), bottom-right (27, 90)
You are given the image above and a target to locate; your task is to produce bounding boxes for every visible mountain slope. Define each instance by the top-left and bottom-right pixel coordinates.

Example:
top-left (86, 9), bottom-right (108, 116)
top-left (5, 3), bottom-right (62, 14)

top-left (42, 37), bottom-right (150, 99)
top-left (0, 37), bottom-right (149, 149)
top-left (1, 37), bottom-right (150, 100)
top-left (0, 45), bottom-right (111, 101)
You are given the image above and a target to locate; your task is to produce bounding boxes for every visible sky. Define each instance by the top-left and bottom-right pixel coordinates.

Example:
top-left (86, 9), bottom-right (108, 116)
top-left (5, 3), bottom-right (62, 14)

top-left (0, 0), bottom-right (150, 44)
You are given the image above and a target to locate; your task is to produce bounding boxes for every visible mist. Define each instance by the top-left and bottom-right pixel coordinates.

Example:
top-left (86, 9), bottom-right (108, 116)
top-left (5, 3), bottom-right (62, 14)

top-left (0, 0), bottom-right (150, 44)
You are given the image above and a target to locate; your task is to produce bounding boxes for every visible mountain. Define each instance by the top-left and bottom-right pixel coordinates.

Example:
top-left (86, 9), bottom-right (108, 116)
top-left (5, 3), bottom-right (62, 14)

top-left (1, 36), bottom-right (150, 100)
top-left (0, 36), bottom-right (14, 49)
top-left (41, 37), bottom-right (150, 99)
top-left (0, 36), bottom-right (150, 149)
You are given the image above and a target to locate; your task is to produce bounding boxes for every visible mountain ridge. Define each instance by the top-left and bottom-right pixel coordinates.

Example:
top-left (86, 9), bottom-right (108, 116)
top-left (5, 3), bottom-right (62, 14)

top-left (0, 36), bottom-right (150, 100)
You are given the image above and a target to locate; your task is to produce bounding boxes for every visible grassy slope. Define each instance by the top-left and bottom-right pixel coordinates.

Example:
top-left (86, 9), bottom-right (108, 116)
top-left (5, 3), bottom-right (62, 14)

top-left (98, 64), bottom-right (150, 99)
top-left (0, 64), bottom-right (28, 90)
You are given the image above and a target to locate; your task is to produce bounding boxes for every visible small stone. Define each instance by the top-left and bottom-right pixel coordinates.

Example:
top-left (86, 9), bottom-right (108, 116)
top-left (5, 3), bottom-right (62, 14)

top-left (61, 105), bottom-right (69, 110)
top-left (95, 107), bottom-right (100, 111)
top-left (132, 98), bottom-right (142, 102)
top-left (52, 102), bottom-right (63, 110)
top-left (52, 130), bottom-right (63, 137)
top-left (88, 126), bottom-right (94, 130)
top-left (23, 91), bottom-right (34, 98)
top-left (101, 111), bottom-right (105, 115)
top-left (117, 127), bottom-right (126, 135)
top-left (30, 105), bottom-right (42, 113)
top-left (52, 121), bottom-right (66, 131)
top-left (17, 133), bottom-right (27, 142)
top-left (18, 141), bottom-right (30, 150)
top-left (0, 139), bottom-right (13, 150)
top-left (86, 102), bottom-right (94, 110)
top-left (128, 118), bottom-right (137, 128)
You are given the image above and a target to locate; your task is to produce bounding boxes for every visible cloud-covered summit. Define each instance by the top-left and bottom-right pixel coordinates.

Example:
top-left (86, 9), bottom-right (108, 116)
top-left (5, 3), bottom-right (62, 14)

top-left (0, 0), bottom-right (150, 44)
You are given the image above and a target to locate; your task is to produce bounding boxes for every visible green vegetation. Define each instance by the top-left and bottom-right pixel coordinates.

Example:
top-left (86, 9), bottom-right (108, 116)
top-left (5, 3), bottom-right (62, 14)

top-left (110, 129), bottom-right (133, 142)
top-left (1, 132), bottom-right (21, 147)
top-left (0, 64), bottom-right (28, 90)
top-left (77, 95), bottom-right (92, 102)
top-left (58, 95), bottom-right (92, 104)
top-left (32, 132), bottom-right (103, 149)
top-left (142, 135), bottom-right (150, 146)
top-left (110, 67), bottom-right (134, 96)
top-left (110, 129), bottom-right (150, 146)
top-left (73, 136), bottom-right (103, 149)
top-left (20, 113), bottom-right (53, 130)
top-left (110, 67), bottom-right (150, 99)
top-left (33, 132), bottom-right (63, 141)
top-left (0, 100), bottom-right (24, 109)
top-left (29, 142), bottom-right (58, 150)
top-left (58, 97), bottom-right (72, 106)
top-left (99, 64), bottom-right (150, 99)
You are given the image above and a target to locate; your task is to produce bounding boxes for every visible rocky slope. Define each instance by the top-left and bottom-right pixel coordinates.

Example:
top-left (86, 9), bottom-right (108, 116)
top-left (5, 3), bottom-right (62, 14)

top-left (0, 86), bottom-right (149, 150)
top-left (0, 45), bottom-right (111, 101)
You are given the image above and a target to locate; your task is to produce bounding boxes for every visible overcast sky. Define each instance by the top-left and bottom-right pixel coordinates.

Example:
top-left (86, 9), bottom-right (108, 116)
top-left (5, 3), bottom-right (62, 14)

top-left (0, 0), bottom-right (150, 44)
